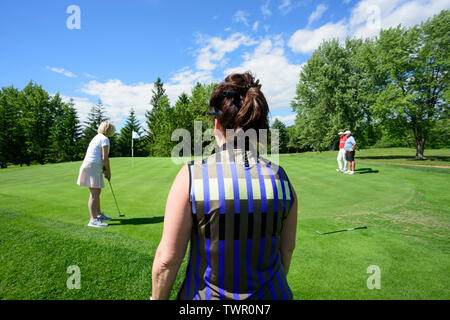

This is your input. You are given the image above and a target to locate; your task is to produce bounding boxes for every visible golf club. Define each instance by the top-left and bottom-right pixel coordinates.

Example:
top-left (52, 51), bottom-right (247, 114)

top-left (316, 226), bottom-right (367, 235)
top-left (107, 179), bottom-right (125, 217)
top-left (103, 168), bottom-right (125, 217)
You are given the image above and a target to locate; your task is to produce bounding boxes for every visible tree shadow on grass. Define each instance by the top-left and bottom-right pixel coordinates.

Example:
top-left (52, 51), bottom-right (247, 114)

top-left (357, 155), bottom-right (450, 162)
top-left (355, 168), bottom-right (379, 174)
top-left (108, 216), bottom-right (164, 226)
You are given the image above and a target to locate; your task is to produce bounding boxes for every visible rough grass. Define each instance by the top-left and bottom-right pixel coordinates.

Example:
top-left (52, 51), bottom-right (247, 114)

top-left (0, 148), bottom-right (449, 299)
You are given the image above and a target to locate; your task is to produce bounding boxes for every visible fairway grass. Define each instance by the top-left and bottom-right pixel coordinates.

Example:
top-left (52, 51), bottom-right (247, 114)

top-left (0, 149), bottom-right (449, 299)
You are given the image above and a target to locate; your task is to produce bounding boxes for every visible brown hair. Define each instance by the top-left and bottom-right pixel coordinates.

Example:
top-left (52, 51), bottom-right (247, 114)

top-left (209, 72), bottom-right (269, 134)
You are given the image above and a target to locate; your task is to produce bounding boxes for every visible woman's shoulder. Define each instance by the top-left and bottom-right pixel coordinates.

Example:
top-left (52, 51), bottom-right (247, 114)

top-left (98, 133), bottom-right (108, 138)
top-left (258, 156), bottom-right (291, 179)
top-left (97, 133), bottom-right (110, 142)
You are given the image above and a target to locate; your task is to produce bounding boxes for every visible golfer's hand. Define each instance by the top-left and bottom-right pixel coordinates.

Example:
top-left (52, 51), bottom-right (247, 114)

top-left (105, 170), bottom-right (111, 181)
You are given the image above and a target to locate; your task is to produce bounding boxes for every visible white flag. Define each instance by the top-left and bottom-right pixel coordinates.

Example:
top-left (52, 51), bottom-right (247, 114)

top-left (132, 131), bottom-right (139, 139)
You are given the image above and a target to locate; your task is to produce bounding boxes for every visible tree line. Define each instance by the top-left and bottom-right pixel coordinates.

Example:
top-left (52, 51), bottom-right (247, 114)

top-left (288, 10), bottom-right (449, 159)
top-left (0, 83), bottom-right (82, 168)
top-left (0, 11), bottom-right (448, 168)
top-left (0, 77), bottom-right (215, 168)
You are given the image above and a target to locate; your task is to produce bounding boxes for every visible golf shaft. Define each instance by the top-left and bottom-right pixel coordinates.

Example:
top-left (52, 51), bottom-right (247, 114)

top-left (108, 179), bottom-right (122, 216)
top-left (317, 226), bottom-right (367, 235)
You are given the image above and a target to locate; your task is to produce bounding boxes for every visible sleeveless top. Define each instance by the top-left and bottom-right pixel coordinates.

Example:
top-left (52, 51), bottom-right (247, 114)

top-left (177, 144), bottom-right (295, 300)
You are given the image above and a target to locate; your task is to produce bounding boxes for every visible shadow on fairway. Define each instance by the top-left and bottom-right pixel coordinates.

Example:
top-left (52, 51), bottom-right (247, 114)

top-left (355, 168), bottom-right (379, 174)
top-left (108, 216), bottom-right (164, 226)
top-left (357, 155), bottom-right (450, 162)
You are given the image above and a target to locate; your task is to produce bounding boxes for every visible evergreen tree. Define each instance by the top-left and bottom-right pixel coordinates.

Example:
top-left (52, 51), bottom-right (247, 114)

top-left (48, 96), bottom-right (83, 162)
top-left (108, 132), bottom-right (120, 158)
top-left (145, 77), bottom-right (173, 156)
top-left (271, 118), bottom-right (288, 153)
top-left (189, 82), bottom-right (215, 154)
top-left (64, 101), bottom-right (84, 160)
top-left (81, 99), bottom-right (109, 152)
top-left (118, 108), bottom-right (146, 157)
top-left (21, 81), bottom-right (55, 164)
top-left (0, 86), bottom-right (27, 168)
top-left (173, 92), bottom-right (191, 130)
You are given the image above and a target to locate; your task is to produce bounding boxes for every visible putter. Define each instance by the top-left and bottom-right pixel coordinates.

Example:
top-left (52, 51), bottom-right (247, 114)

top-left (103, 168), bottom-right (125, 217)
top-left (316, 226), bottom-right (367, 235)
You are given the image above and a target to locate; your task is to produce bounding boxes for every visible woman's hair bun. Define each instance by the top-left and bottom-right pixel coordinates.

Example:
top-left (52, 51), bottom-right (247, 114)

top-left (209, 72), bottom-right (269, 132)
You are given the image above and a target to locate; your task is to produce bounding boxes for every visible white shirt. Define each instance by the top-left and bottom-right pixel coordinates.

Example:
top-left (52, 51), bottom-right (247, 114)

top-left (83, 133), bottom-right (110, 164)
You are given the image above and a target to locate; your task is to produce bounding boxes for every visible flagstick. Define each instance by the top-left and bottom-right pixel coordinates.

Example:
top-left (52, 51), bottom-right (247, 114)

top-left (131, 132), bottom-right (134, 169)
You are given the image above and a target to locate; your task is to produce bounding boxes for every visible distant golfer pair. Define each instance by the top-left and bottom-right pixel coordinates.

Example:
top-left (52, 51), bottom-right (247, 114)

top-left (336, 130), bottom-right (356, 175)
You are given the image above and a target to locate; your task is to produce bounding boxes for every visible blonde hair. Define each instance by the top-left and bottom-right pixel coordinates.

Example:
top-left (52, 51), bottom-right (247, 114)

top-left (97, 121), bottom-right (116, 137)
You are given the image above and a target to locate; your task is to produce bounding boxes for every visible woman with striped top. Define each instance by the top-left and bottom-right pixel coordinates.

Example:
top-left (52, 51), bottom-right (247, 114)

top-left (151, 72), bottom-right (298, 300)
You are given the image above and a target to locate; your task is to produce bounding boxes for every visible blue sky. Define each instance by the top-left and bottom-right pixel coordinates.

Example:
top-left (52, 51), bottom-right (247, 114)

top-left (1, 0), bottom-right (448, 130)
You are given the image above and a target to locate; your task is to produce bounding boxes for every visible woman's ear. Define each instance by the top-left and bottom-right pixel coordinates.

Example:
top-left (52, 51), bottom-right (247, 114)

top-left (214, 119), bottom-right (224, 144)
top-left (215, 119), bottom-right (224, 134)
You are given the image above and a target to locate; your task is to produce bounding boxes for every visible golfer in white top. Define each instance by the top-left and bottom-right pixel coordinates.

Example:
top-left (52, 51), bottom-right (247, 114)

top-left (77, 121), bottom-right (115, 227)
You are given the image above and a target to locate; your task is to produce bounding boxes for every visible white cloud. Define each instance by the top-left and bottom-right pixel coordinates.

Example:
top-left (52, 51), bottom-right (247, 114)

top-left (349, 0), bottom-right (404, 38)
top-left (79, 79), bottom-right (154, 126)
top-left (349, 0), bottom-right (403, 28)
top-left (72, 67), bottom-right (212, 128)
top-left (46, 66), bottom-right (77, 78)
top-left (225, 37), bottom-right (304, 111)
top-left (351, 0), bottom-right (450, 38)
top-left (169, 66), bottom-right (212, 86)
top-left (279, 0), bottom-right (292, 14)
top-left (252, 21), bottom-right (259, 32)
top-left (166, 67), bottom-right (214, 102)
top-left (288, 20), bottom-right (348, 53)
top-left (288, 0), bottom-right (448, 54)
top-left (233, 10), bottom-right (250, 26)
top-left (60, 95), bottom-right (93, 123)
top-left (65, 0), bottom-right (449, 132)
top-left (195, 32), bottom-right (257, 71)
top-left (83, 72), bottom-right (96, 79)
top-left (307, 4), bottom-right (328, 27)
top-left (261, 0), bottom-right (272, 17)
top-left (270, 114), bottom-right (297, 124)
top-left (278, 0), bottom-right (300, 15)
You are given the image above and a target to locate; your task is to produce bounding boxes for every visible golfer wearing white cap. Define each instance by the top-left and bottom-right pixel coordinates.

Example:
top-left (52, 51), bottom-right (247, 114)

top-left (336, 131), bottom-right (348, 172)
top-left (344, 130), bottom-right (356, 175)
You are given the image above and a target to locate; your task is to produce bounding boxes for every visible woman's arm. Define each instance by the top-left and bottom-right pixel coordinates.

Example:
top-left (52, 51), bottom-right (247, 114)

top-left (280, 186), bottom-right (298, 276)
top-left (102, 145), bottom-right (111, 181)
top-left (152, 165), bottom-right (192, 300)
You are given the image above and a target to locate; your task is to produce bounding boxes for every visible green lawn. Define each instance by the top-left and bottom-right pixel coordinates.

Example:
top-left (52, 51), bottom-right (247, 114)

top-left (0, 148), bottom-right (449, 299)
top-left (312, 147), bottom-right (450, 167)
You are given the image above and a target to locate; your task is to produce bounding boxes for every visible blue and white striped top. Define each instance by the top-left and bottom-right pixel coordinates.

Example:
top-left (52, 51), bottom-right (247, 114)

top-left (177, 145), bottom-right (295, 300)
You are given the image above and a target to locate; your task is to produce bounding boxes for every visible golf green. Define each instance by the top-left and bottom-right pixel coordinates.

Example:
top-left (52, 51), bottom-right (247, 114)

top-left (0, 149), bottom-right (449, 299)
